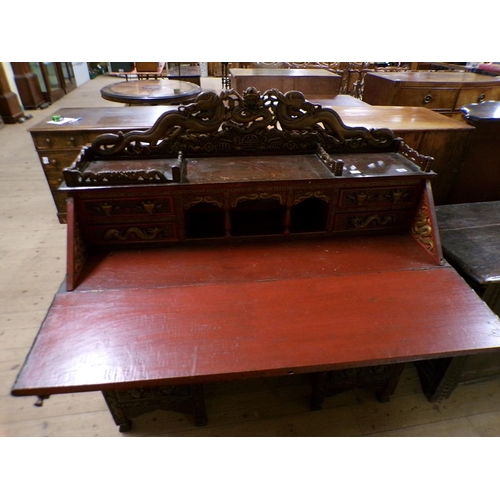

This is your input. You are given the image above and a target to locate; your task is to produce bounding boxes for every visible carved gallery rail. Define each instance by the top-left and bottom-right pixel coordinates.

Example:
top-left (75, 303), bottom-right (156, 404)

top-left (12, 87), bottom-right (500, 432)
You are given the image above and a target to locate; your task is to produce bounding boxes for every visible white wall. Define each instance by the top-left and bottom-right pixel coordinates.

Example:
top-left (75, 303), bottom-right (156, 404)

top-left (72, 62), bottom-right (90, 87)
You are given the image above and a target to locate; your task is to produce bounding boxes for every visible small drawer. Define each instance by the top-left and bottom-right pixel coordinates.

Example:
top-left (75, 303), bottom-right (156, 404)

top-left (456, 86), bottom-right (500, 109)
top-left (397, 87), bottom-right (458, 109)
top-left (84, 196), bottom-right (175, 218)
top-left (338, 185), bottom-right (418, 209)
top-left (32, 132), bottom-right (88, 150)
top-left (334, 210), bottom-right (412, 232)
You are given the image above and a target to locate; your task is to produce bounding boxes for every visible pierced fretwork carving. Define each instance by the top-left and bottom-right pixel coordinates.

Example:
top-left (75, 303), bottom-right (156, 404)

top-left (397, 140), bottom-right (434, 172)
top-left (64, 152), bottom-right (186, 186)
top-left (83, 87), bottom-right (396, 162)
top-left (316, 145), bottom-right (344, 176)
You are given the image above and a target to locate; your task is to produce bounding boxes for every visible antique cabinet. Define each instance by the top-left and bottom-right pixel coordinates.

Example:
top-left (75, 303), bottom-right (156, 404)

top-left (229, 68), bottom-right (342, 98)
top-left (446, 100), bottom-right (500, 203)
top-left (362, 71), bottom-right (500, 118)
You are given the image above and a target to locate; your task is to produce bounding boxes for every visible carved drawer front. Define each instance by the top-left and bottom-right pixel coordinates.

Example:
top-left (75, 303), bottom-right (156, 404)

top-left (337, 185), bottom-right (419, 210)
top-left (333, 209), bottom-right (413, 232)
top-left (83, 196), bottom-right (175, 220)
top-left (456, 86), bottom-right (500, 109)
top-left (397, 87), bottom-right (458, 109)
top-left (88, 222), bottom-right (178, 245)
top-left (32, 132), bottom-right (88, 150)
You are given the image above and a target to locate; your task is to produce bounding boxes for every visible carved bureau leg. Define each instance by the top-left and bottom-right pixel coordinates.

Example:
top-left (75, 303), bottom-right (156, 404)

top-left (414, 356), bottom-right (468, 402)
top-left (102, 383), bottom-right (208, 432)
top-left (310, 363), bottom-right (406, 410)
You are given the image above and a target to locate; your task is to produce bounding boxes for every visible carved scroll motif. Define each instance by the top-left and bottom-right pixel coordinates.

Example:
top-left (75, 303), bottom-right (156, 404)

top-left (87, 87), bottom-right (397, 160)
top-left (231, 193), bottom-right (284, 207)
top-left (184, 196), bottom-right (224, 209)
top-left (103, 226), bottom-right (174, 241)
top-left (348, 214), bottom-right (396, 229)
top-left (294, 191), bottom-right (331, 205)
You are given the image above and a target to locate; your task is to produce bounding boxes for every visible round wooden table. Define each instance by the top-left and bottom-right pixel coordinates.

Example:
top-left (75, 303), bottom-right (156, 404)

top-left (101, 79), bottom-right (202, 105)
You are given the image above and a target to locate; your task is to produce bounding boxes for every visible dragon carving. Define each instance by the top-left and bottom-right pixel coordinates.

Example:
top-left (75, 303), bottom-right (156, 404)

top-left (267, 89), bottom-right (394, 148)
top-left (88, 87), bottom-right (396, 158)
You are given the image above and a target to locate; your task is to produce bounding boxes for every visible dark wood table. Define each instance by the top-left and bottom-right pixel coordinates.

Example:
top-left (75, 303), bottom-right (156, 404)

top-left (436, 201), bottom-right (500, 313)
top-left (415, 201), bottom-right (500, 400)
top-left (229, 68), bottom-right (342, 98)
top-left (100, 79), bottom-right (202, 105)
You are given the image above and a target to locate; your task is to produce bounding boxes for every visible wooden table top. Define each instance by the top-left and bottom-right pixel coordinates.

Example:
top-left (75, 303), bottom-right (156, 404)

top-left (437, 201), bottom-right (500, 286)
top-left (29, 102), bottom-right (472, 134)
top-left (12, 234), bottom-right (500, 396)
top-left (333, 105), bottom-right (474, 132)
top-left (100, 79), bottom-right (202, 105)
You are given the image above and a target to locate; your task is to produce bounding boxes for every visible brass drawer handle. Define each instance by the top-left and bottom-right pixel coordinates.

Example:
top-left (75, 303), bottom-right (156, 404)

top-left (45, 138), bottom-right (52, 146)
top-left (50, 158), bottom-right (58, 165)
top-left (478, 93), bottom-right (485, 103)
top-left (423, 94), bottom-right (432, 104)
top-left (69, 137), bottom-right (77, 146)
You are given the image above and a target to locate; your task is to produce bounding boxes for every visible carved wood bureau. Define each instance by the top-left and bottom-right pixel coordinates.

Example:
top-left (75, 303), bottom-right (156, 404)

top-left (12, 87), bottom-right (500, 432)
top-left (362, 71), bottom-right (500, 119)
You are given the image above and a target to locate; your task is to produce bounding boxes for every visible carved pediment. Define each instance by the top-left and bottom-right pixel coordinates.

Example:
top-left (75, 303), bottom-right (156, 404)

top-left (88, 87), bottom-right (397, 159)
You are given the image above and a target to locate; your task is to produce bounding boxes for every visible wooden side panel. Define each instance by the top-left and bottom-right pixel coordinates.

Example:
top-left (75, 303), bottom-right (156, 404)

top-left (410, 179), bottom-right (443, 265)
top-left (65, 196), bottom-right (86, 291)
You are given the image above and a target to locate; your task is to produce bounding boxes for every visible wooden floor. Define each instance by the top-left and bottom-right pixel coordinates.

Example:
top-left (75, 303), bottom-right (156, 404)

top-left (2, 75), bottom-right (500, 437)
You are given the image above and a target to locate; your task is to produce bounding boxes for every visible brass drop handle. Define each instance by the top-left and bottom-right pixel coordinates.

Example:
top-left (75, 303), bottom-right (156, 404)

top-left (50, 158), bottom-right (58, 165)
top-left (69, 137), bottom-right (77, 146)
top-left (478, 94), bottom-right (485, 103)
top-left (423, 94), bottom-right (432, 104)
top-left (45, 138), bottom-right (52, 146)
